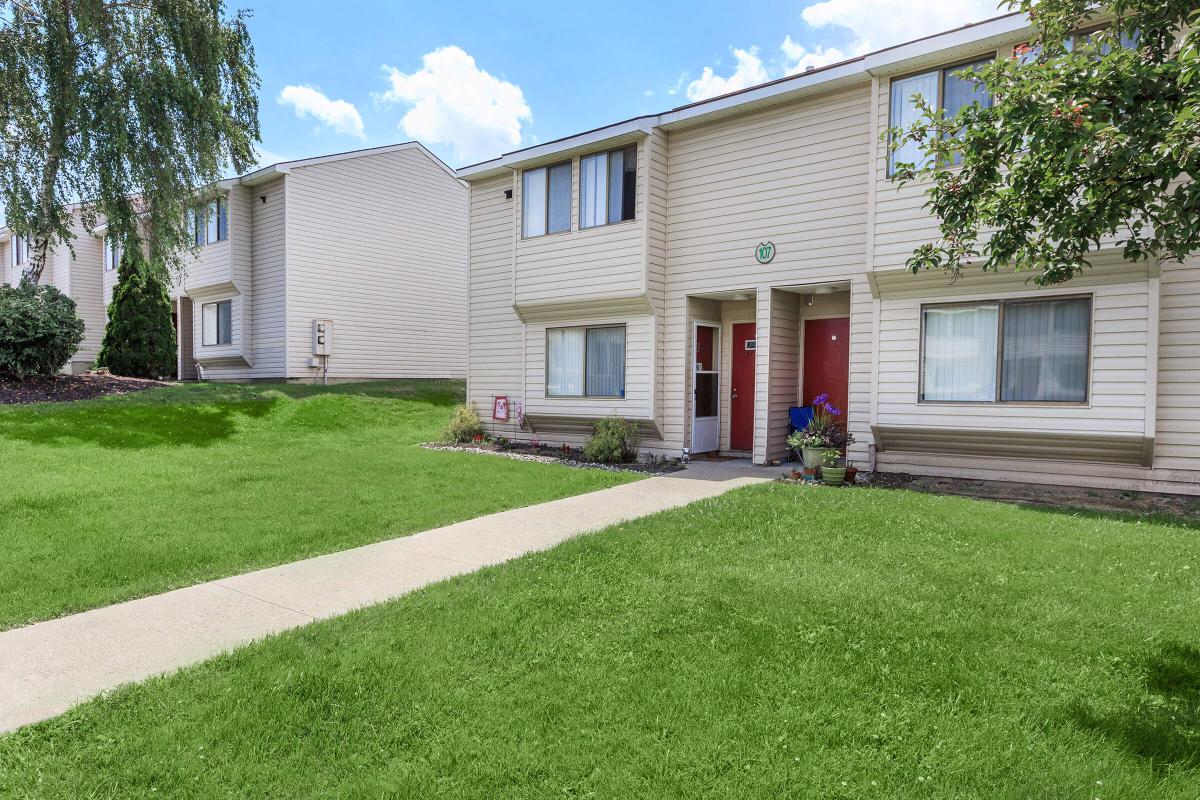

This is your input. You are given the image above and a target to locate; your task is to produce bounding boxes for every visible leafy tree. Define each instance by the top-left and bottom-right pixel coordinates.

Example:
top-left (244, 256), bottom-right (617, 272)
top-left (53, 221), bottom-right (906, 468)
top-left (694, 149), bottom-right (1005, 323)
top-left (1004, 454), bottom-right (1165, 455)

top-left (0, 0), bottom-right (260, 283)
top-left (98, 250), bottom-right (176, 378)
top-left (889, 0), bottom-right (1199, 285)
top-left (0, 281), bottom-right (85, 377)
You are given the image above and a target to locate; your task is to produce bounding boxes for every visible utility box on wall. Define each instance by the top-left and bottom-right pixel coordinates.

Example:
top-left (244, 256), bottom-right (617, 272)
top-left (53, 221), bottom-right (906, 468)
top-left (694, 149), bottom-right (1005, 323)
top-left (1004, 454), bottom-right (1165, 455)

top-left (312, 319), bottom-right (333, 356)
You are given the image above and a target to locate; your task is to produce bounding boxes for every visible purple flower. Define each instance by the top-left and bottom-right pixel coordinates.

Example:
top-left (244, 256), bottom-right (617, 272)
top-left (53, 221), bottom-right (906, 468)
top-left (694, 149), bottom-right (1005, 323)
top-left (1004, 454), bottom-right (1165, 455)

top-left (813, 393), bottom-right (829, 406)
top-left (827, 405), bottom-right (842, 416)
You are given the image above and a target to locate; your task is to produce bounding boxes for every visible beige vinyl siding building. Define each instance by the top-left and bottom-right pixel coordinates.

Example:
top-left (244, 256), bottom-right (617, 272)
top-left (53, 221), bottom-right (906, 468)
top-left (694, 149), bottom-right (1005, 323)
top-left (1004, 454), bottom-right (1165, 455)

top-left (176, 141), bottom-right (468, 382)
top-left (460, 11), bottom-right (1200, 495)
top-left (4, 214), bottom-right (110, 373)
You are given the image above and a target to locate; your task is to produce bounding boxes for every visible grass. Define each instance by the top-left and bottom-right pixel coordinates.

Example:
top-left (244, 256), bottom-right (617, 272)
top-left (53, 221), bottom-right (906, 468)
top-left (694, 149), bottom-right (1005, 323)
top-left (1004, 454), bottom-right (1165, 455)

top-left (2, 484), bottom-right (1197, 798)
top-left (0, 380), bottom-right (636, 629)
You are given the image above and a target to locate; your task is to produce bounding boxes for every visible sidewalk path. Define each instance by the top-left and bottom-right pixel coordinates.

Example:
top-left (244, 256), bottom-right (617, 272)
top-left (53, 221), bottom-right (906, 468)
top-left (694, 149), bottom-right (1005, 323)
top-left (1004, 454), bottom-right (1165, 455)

top-left (0, 461), bottom-right (769, 733)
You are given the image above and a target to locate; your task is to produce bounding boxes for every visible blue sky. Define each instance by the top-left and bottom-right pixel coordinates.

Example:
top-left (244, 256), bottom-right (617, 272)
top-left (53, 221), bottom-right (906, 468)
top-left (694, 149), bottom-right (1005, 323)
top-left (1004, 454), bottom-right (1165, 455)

top-left (250, 0), bottom-right (1002, 170)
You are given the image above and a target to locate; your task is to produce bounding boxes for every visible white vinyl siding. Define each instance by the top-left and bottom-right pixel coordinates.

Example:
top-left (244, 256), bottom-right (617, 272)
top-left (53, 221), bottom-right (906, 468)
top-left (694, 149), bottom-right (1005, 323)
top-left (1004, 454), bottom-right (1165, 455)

top-left (283, 144), bottom-right (467, 379)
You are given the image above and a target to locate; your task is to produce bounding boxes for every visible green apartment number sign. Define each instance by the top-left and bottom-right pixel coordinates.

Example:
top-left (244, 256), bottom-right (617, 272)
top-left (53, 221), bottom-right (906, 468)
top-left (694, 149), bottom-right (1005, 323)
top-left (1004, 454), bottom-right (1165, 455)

top-left (755, 241), bottom-right (776, 264)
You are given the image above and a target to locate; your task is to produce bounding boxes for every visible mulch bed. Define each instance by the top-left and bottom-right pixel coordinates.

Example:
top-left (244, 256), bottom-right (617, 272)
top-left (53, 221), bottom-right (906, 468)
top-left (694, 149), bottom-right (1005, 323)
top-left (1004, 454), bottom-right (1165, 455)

top-left (422, 441), bottom-right (685, 475)
top-left (0, 373), bottom-right (169, 405)
top-left (867, 471), bottom-right (1200, 524)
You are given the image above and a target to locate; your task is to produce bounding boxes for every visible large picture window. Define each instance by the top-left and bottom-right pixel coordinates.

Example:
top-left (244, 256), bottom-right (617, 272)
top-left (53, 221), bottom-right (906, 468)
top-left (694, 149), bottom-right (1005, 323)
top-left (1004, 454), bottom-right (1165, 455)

top-left (579, 144), bottom-right (636, 229)
top-left (920, 297), bottom-right (1091, 403)
top-left (546, 325), bottom-right (626, 398)
top-left (202, 300), bottom-right (232, 346)
top-left (522, 162), bottom-right (571, 237)
top-left (889, 59), bottom-right (992, 175)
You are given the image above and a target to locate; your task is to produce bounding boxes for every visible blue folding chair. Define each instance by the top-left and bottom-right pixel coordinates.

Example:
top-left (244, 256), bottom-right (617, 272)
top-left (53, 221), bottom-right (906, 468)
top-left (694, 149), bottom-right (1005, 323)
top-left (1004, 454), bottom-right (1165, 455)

top-left (787, 406), bottom-right (814, 460)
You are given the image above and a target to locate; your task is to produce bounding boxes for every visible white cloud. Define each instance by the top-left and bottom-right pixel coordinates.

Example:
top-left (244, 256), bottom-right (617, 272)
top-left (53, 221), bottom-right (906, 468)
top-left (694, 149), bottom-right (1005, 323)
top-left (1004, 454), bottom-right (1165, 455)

top-left (801, 0), bottom-right (1002, 54)
top-left (278, 85), bottom-right (365, 140)
top-left (780, 35), bottom-right (849, 75)
top-left (377, 46), bottom-right (531, 166)
top-left (685, 47), bottom-right (770, 102)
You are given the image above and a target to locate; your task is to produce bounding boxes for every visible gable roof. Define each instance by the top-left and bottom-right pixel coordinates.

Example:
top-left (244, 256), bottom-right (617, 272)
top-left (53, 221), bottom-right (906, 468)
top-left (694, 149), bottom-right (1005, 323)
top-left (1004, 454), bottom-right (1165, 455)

top-left (235, 141), bottom-right (462, 187)
top-left (457, 11), bottom-right (1034, 181)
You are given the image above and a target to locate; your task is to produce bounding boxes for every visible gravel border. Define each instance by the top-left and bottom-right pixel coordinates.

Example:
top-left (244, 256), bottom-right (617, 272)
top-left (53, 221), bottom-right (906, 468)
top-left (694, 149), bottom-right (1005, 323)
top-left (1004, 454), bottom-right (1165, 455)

top-left (421, 442), bottom-right (685, 475)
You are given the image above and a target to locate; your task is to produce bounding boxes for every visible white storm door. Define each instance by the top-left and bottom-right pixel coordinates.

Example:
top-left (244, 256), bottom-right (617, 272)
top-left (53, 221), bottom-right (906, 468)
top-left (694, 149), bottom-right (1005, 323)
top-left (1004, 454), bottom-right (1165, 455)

top-left (692, 323), bottom-right (721, 454)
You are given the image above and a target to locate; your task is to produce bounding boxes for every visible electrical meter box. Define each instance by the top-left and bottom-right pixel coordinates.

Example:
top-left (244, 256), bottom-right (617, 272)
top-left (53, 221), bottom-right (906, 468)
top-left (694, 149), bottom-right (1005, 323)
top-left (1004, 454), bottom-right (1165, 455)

top-left (312, 319), bottom-right (333, 356)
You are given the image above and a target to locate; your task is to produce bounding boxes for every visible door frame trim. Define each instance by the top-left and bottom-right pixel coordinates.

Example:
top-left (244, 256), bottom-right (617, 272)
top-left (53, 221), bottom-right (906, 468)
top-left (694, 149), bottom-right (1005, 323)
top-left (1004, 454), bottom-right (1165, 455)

top-left (729, 320), bottom-right (758, 453)
top-left (690, 319), bottom-right (722, 454)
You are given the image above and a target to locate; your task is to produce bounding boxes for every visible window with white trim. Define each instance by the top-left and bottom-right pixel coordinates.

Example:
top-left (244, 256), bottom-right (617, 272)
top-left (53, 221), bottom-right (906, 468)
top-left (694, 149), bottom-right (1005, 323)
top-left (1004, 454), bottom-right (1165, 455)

top-left (546, 325), bottom-right (626, 398)
top-left (521, 162), bottom-right (571, 237)
top-left (888, 59), bottom-right (993, 175)
top-left (202, 300), bottom-right (232, 346)
top-left (194, 197), bottom-right (228, 246)
top-left (10, 234), bottom-right (28, 269)
top-left (920, 297), bottom-right (1091, 403)
top-left (579, 144), bottom-right (636, 229)
top-left (103, 237), bottom-right (121, 271)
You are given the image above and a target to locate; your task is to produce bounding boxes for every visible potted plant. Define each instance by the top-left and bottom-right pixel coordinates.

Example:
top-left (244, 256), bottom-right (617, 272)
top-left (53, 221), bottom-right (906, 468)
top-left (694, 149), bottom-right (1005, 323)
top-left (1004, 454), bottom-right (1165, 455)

top-left (821, 449), bottom-right (846, 486)
top-left (787, 393), bottom-right (854, 468)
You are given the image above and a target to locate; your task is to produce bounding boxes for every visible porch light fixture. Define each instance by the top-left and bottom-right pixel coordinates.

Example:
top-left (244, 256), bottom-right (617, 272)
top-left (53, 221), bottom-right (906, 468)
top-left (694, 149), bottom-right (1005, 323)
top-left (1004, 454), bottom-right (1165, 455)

top-left (813, 285), bottom-right (837, 295)
top-left (733, 292), bottom-right (753, 302)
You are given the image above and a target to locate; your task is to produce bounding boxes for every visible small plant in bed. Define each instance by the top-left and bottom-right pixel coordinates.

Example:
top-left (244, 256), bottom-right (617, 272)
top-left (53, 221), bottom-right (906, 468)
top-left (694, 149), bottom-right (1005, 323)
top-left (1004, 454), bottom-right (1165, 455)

top-left (583, 415), bottom-right (640, 464)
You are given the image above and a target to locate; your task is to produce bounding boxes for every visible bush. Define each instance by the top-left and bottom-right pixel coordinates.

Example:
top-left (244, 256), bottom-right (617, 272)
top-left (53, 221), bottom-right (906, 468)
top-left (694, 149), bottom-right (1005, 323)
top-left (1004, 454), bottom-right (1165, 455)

top-left (583, 415), bottom-right (641, 463)
top-left (0, 280), bottom-right (86, 378)
top-left (98, 253), bottom-right (177, 379)
top-left (444, 404), bottom-right (484, 443)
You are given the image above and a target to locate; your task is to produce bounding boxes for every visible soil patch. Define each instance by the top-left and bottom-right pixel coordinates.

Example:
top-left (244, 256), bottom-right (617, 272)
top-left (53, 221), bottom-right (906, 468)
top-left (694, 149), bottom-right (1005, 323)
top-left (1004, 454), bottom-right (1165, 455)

top-left (0, 373), bottom-right (168, 405)
top-left (423, 441), bottom-right (685, 475)
top-left (869, 471), bottom-right (1200, 525)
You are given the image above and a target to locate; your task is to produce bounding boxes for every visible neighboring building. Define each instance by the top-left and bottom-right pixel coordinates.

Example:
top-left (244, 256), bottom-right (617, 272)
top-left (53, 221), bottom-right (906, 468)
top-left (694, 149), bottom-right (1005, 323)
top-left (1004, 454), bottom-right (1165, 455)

top-left (458, 12), bottom-right (1200, 495)
top-left (3, 215), bottom-right (109, 374)
top-left (174, 141), bottom-right (468, 381)
top-left (4, 140), bottom-right (469, 382)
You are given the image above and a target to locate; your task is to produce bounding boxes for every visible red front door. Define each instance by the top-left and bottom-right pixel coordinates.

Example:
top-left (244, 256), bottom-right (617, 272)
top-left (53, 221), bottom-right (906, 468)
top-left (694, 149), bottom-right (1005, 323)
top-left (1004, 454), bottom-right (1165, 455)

top-left (730, 322), bottom-right (756, 452)
top-left (803, 317), bottom-right (850, 413)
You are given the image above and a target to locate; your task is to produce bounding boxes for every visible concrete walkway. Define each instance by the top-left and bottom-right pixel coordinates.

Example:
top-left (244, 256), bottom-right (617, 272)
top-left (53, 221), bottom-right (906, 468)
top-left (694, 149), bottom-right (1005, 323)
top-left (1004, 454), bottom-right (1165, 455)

top-left (0, 461), bottom-right (770, 734)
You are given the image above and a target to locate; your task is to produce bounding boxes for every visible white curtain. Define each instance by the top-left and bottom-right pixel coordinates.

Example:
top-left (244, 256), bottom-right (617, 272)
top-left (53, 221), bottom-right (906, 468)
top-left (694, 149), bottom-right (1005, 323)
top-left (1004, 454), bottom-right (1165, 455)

top-left (1001, 298), bottom-right (1089, 402)
top-left (203, 303), bottom-right (218, 346)
top-left (547, 328), bottom-right (585, 396)
top-left (889, 71), bottom-right (939, 173)
top-left (586, 327), bottom-right (625, 397)
top-left (922, 304), bottom-right (999, 401)
top-left (522, 168), bottom-right (546, 237)
top-left (579, 153), bottom-right (607, 228)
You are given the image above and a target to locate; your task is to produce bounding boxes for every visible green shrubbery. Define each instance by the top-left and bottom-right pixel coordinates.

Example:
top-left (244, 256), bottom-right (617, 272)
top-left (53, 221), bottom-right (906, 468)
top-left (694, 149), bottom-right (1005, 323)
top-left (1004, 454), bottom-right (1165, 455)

top-left (98, 254), bottom-right (177, 379)
top-left (444, 403), bottom-right (484, 442)
top-left (0, 281), bottom-right (86, 377)
top-left (583, 415), bottom-right (640, 463)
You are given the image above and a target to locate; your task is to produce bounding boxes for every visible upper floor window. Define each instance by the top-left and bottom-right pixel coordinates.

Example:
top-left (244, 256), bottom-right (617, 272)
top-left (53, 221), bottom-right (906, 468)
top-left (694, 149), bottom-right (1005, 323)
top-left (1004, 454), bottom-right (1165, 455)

top-left (103, 237), bottom-right (121, 271)
top-left (194, 197), bottom-right (228, 246)
top-left (10, 235), bottom-right (28, 268)
top-left (202, 299), bottom-right (232, 346)
top-left (522, 162), bottom-right (571, 237)
top-left (920, 296), bottom-right (1091, 404)
top-left (1014, 27), bottom-right (1138, 64)
top-left (580, 144), bottom-right (636, 229)
top-left (888, 59), bottom-right (992, 175)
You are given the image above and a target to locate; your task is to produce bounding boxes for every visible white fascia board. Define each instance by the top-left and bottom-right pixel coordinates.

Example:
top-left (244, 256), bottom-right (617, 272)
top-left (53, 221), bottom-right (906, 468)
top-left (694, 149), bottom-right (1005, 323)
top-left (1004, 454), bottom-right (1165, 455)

top-left (864, 14), bottom-right (1034, 75)
top-left (457, 118), bottom-right (656, 181)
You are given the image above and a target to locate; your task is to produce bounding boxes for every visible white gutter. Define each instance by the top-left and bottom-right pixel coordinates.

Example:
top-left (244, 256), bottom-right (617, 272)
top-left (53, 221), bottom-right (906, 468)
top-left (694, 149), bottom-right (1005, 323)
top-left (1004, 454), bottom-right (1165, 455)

top-left (457, 12), bottom-right (1032, 182)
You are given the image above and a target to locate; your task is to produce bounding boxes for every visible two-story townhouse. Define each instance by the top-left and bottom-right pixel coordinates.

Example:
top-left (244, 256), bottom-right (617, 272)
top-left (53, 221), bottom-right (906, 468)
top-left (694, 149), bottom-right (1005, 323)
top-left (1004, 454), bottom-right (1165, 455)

top-left (3, 213), bottom-right (110, 373)
top-left (176, 141), bottom-right (468, 382)
top-left (5, 140), bottom-right (469, 383)
top-left (459, 12), bottom-right (1200, 495)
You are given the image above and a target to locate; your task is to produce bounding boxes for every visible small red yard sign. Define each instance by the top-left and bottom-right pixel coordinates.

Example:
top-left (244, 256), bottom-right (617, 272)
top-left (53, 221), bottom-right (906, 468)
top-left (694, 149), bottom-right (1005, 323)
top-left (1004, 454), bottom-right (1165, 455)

top-left (492, 395), bottom-right (509, 421)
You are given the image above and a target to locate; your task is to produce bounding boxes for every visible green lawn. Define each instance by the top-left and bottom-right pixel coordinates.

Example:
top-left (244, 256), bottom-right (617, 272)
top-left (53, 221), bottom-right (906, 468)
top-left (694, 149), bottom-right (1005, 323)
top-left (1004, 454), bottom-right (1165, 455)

top-left (2, 484), bottom-right (1197, 798)
top-left (0, 380), bottom-right (636, 629)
